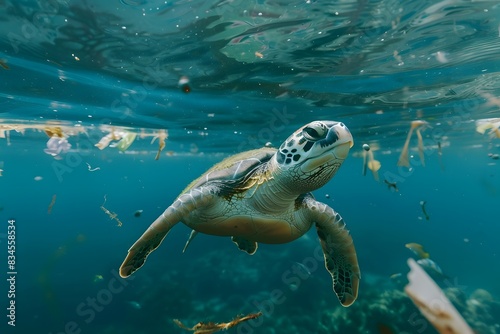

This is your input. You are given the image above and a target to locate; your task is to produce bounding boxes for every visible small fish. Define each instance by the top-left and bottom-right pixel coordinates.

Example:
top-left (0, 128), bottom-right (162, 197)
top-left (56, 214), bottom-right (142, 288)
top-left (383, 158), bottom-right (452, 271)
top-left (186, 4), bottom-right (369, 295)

top-left (384, 179), bottom-right (398, 192)
top-left (127, 301), bottom-right (142, 310)
top-left (405, 242), bottom-right (430, 259)
top-left (488, 153), bottom-right (499, 160)
top-left (134, 209), bottom-right (143, 217)
top-left (93, 274), bottom-right (104, 283)
top-left (416, 258), bottom-right (445, 278)
top-left (420, 201), bottom-right (430, 220)
top-left (390, 273), bottom-right (402, 280)
top-left (293, 261), bottom-right (312, 277)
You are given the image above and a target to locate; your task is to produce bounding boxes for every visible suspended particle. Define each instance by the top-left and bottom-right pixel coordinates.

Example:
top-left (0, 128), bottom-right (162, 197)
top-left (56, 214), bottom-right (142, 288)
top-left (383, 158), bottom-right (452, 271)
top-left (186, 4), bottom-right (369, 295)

top-left (435, 51), bottom-right (448, 64)
top-left (0, 59), bottom-right (9, 70)
top-left (488, 153), bottom-right (499, 160)
top-left (181, 84), bottom-right (191, 93)
top-left (178, 76), bottom-right (191, 93)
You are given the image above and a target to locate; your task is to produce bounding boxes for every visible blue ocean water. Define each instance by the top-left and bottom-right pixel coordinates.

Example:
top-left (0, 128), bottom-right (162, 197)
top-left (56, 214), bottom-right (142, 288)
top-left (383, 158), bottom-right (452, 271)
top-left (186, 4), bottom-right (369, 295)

top-left (1, 1), bottom-right (500, 333)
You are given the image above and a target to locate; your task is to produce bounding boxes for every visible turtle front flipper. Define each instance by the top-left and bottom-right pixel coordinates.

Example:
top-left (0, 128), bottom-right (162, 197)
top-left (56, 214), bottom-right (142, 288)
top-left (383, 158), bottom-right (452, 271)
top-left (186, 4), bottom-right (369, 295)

top-left (302, 196), bottom-right (360, 307)
top-left (119, 186), bottom-right (216, 278)
top-left (119, 212), bottom-right (177, 278)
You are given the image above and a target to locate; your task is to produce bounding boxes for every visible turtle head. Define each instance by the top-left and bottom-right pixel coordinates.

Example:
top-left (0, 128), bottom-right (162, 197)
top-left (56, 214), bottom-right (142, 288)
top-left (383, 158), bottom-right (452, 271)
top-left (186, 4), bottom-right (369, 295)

top-left (275, 120), bottom-right (353, 192)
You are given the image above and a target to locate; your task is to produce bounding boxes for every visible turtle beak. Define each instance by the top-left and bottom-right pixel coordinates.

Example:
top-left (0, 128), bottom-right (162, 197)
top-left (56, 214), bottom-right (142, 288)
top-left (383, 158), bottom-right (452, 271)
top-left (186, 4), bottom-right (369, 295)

top-left (330, 122), bottom-right (353, 159)
top-left (332, 141), bottom-right (352, 159)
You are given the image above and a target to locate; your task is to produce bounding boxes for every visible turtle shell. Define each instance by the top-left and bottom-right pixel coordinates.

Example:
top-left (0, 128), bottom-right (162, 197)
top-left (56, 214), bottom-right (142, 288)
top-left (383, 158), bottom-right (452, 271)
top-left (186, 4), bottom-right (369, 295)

top-left (181, 147), bottom-right (277, 195)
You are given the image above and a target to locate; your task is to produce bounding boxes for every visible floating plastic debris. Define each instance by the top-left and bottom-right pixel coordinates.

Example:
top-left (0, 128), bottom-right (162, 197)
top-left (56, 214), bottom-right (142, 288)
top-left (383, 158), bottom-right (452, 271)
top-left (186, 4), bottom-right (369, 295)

top-left (95, 130), bottom-right (123, 150)
top-left (437, 140), bottom-right (444, 171)
top-left (100, 195), bottom-right (123, 227)
top-left (362, 143), bottom-right (381, 181)
top-left (405, 258), bottom-right (474, 334)
top-left (116, 132), bottom-right (137, 152)
top-left (151, 129), bottom-right (168, 160)
top-left (397, 120), bottom-right (429, 167)
top-left (44, 137), bottom-right (71, 157)
top-left (420, 200), bottom-right (430, 220)
top-left (174, 311), bottom-right (263, 334)
top-left (34, 176), bottom-right (43, 181)
top-left (480, 93), bottom-right (500, 108)
top-left (1, 121), bottom-right (169, 160)
top-left (47, 194), bottom-right (57, 214)
top-left (475, 118), bottom-right (500, 139)
top-left (44, 127), bottom-right (64, 138)
top-left (86, 163), bottom-right (100, 172)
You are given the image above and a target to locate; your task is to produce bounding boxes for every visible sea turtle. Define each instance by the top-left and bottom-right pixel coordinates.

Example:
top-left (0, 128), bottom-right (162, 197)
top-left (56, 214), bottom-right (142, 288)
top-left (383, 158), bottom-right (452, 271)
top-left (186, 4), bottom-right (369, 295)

top-left (119, 120), bottom-right (360, 306)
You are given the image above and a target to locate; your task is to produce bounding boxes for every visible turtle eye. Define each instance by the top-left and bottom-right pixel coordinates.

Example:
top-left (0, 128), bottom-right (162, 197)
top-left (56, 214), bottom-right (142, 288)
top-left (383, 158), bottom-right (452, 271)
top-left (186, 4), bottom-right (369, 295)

top-left (302, 122), bottom-right (327, 141)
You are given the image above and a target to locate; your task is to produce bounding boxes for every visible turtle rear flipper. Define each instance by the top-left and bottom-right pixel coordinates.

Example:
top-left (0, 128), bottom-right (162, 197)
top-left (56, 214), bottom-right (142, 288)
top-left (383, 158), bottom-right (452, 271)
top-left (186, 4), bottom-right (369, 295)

top-left (231, 236), bottom-right (258, 255)
top-left (182, 230), bottom-right (199, 253)
top-left (303, 197), bottom-right (360, 307)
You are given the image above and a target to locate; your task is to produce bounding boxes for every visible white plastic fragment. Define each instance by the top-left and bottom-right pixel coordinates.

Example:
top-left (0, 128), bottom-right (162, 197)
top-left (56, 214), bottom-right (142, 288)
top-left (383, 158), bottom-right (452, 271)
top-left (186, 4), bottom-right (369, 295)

top-left (405, 258), bottom-right (474, 334)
